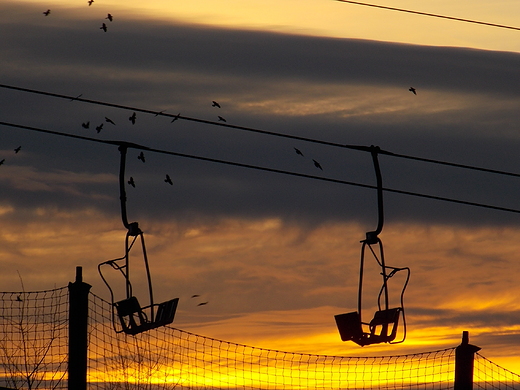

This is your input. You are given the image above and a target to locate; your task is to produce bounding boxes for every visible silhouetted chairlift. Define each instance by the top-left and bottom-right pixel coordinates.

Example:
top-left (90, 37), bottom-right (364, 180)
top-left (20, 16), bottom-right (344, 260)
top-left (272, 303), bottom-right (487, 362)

top-left (98, 144), bottom-right (179, 335)
top-left (335, 146), bottom-right (410, 346)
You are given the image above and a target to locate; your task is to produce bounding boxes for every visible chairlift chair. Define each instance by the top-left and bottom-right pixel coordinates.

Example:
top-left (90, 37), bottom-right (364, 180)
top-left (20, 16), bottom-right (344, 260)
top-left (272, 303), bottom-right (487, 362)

top-left (99, 143), bottom-right (179, 335)
top-left (335, 146), bottom-right (410, 346)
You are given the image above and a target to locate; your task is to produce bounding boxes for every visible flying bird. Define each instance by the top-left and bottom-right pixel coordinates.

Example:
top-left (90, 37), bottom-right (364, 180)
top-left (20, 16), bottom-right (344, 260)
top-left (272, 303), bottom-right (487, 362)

top-left (171, 113), bottom-right (181, 123)
top-left (218, 116), bottom-right (226, 122)
top-left (105, 117), bottom-right (116, 125)
top-left (43, 9), bottom-right (50, 16)
top-left (70, 93), bottom-right (82, 101)
top-left (197, 301), bottom-right (209, 306)
top-left (14, 146), bottom-right (21, 154)
top-left (313, 159), bottom-right (323, 170)
top-left (294, 147), bottom-right (304, 157)
top-left (409, 87), bottom-right (417, 95)
top-left (137, 152), bottom-right (145, 163)
top-left (82, 121), bottom-right (90, 129)
top-left (100, 23), bottom-right (107, 32)
top-left (0, 159), bottom-right (5, 166)
top-left (106, 13), bottom-right (113, 22)
top-left (88, 0), bottom-right (94, 5)
top-left (128, 177), bottom-right (135, 187)
top-left (191, 294), bottom-right (200, 298)
top-left (212, 101), bottom-right (221, 108)
top-left (164, 174), bottom-right (173, 185)
top-left (154, 110), bottom-right (165, 117)
top-left (95, 123), bottom-right (103, 133)
top-left (129, 112), bottom-right (136, 124)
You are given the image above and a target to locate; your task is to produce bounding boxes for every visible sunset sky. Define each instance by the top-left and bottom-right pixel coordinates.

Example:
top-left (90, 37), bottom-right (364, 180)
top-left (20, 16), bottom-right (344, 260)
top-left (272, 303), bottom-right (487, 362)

top-left (1, 0), bottom-right (520, 373)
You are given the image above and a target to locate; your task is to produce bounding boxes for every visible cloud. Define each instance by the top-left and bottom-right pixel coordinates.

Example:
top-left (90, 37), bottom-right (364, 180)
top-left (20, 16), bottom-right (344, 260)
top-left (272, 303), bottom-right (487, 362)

top-left (3, 7), bottom-right (518, 227)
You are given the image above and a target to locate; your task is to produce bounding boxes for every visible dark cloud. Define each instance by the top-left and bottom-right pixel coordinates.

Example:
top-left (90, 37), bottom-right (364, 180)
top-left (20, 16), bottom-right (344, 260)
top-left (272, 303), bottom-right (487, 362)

top-left (1, 1), bottom-right (520, 229)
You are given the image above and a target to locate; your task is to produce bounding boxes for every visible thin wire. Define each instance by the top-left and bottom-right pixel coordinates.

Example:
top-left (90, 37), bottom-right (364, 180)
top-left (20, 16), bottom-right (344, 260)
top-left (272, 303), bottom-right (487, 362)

top-left (1, 83), bottom-right (519, 179)
top-left (335, 0), bottom-right (520, 31)
top-left (1, 120), bottom-right (520, 215)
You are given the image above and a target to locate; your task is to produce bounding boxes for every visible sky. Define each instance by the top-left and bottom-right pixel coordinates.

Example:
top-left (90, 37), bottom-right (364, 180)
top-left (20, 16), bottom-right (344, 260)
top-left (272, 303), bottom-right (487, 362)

top-left (1, 0), bottom-right (520, 374)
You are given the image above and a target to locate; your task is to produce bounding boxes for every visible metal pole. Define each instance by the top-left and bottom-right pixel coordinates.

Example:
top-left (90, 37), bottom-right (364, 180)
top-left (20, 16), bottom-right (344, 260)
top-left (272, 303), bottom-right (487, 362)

top-left (68, 266), bottom-right (92, 390)
top-left (454, 331), bottom-right (481, 390)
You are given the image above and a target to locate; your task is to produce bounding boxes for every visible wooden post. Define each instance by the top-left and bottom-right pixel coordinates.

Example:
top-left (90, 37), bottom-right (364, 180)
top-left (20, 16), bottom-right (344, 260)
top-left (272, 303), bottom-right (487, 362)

top-left (454, 331), bottom-right (481, 390)
top-left (68, 266), bottom-right (91, 390)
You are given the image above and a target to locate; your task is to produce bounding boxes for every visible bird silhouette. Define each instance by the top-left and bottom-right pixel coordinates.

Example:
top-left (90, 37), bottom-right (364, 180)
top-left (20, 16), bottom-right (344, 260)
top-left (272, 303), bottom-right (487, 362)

top-left (137, 152), bottom-right (145, 163)
top-left (212, 101), bottom-right (221, 108)
top-left (14, 146), bottom-right (21, 154)
top-left (106, 13), bottom-right (113, 21)
top-left (95, 123), bottom-right (103, 133)
top-left (70, 93), bottom-right (82, 101)
top-left (218, 116), bottom-right (226, 122)
top-left (0, 159), bottom-right (5, 166)
top-left (191, 294), bottom-right (200, 298)
top-left (154, 110), bottom-right (165, 117)
top-left (128, 177), bottom-right (135, 187)
top-left (43, 9), bottom-right (50, 16)
top-left (409, 87), bottom-right (417, 95)
top-left (294, 147), bottom-right (304, 157)
top-left (313, 159), bottom-right (323, 170)
top-left (100, 23), bottom-right (107, 32)
top-left (82, 121), bottom-right (90, 129)
top-left (88, 0), bottom-right (94, 5)
top-left (129, 112), bottom-right (136, 124)
top-left (171, 113), bottom-right (181, 123)
top-left (105, 117), bottom-right (116, 125)
top-left (197, 301), bottom-right (209, 306)
top-left (164, 174), bottom-right (173, 185)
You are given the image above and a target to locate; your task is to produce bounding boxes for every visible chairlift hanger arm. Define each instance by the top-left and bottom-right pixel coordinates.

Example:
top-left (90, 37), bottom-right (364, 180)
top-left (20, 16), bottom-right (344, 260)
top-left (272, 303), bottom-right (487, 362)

top-left (365, 146), bottom-right (384, 244)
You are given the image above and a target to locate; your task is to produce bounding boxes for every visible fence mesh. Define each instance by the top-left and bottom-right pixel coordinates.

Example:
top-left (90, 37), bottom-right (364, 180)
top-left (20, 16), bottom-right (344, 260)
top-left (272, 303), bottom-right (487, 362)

top-left (0, 285), bottom-right (520, 390)
top-left (474, 353), bottom-right (520, 390)
top-left (88, 292), bottom-right (456, 390)
top-left (0, 287), bottom-right (69, 390)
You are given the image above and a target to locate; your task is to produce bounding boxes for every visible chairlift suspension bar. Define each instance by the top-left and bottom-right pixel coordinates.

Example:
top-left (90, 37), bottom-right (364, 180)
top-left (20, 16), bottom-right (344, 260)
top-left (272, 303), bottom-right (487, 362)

top-left (366, 146), bottom-right (384, 243)
top-left (372, 147), bottom-right (384, 238)
top-left (118, 145), bottom-right (131, 231)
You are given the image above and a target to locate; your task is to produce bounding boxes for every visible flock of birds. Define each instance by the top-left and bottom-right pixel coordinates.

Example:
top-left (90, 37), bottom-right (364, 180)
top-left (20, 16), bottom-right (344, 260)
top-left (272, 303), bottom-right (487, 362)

top-left (7, 6), bottom-right (421, 188)
top-left (76, 100), bottom-right (232, 189)
top-left (1, 84), bottom-right (418, 174)
top-left (42, 0), bottom-right (113, 32)
top-left (190, 294), bottom-right (209, 306)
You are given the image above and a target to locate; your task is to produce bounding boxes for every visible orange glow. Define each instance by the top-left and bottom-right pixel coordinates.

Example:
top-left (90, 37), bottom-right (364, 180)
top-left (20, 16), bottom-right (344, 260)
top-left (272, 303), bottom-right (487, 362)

top-left (11, 0), bottom-right (520, 52)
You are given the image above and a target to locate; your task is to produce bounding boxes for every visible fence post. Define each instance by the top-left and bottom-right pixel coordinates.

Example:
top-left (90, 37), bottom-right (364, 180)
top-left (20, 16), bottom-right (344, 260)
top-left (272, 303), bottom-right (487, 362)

top-left (454, 331), bottom-right (481, 390)
top-left (68, 266), bottom-right (92, 390)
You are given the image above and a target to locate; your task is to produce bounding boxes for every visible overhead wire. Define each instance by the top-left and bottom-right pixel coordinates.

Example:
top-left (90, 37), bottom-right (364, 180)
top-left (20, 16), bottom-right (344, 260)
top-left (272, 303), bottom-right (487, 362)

top-left (335, 0), bottom-right (520, 31)
top-left (1, 120), bottom-right (520, 215)
top-left (1, 83), bottom-right (520, 179)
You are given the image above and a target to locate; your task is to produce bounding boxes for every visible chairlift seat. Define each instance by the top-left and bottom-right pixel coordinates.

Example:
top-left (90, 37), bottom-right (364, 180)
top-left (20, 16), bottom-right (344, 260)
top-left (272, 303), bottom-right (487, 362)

top-left (368, 307), bottom-right (401, 343)
top-left (115, 296), bottom-right (180, 335)
top-left (115, 296), bottom-right (149, 335)
top-left (335, 307), bottom-right (402, 346)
